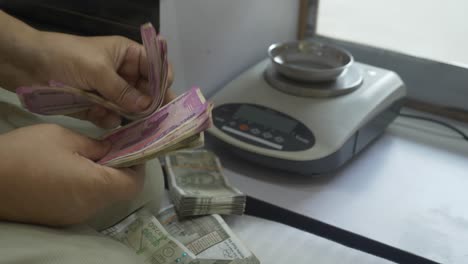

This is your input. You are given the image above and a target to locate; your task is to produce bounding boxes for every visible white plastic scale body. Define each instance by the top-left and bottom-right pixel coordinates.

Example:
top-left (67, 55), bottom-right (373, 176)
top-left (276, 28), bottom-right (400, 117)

top-left (207, 59), bottom-right (406, 175)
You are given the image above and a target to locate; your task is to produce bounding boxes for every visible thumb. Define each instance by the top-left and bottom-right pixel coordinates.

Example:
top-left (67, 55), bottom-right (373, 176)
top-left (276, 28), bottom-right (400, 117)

top-left (94, 70), bottom-right (152, 113)
top-left (67, 132), bottom-right (111, 161)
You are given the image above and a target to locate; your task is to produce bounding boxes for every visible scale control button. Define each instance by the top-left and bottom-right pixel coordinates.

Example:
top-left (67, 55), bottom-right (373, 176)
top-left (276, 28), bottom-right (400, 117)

top-left (250, 128), bottom-right (261, 135)
top-left (262, 132), bottom-right (273, 139)
top-left (239, 124), bottom-right (249, 131)
top-left (229, 121), bottom-right (236, 126)
top-left (295, 135), bottom-right (310, 144)
top-left (274, 136), bottom-right (284, 143)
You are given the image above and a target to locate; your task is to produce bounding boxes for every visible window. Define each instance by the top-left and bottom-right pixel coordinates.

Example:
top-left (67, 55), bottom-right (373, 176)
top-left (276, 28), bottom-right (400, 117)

top-left (316, 0), bottom-right (468, 67)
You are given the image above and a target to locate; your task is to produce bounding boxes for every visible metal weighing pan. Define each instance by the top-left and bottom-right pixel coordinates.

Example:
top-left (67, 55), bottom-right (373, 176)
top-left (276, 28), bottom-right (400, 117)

top-left (264, 63), bottom-right (363, 98)
top-left (268, 41), bottom-right (354, 82)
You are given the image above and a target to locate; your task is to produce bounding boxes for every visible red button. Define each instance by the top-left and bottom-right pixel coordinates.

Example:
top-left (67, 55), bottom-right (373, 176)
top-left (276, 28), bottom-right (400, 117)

top-left (239, 124), bottom-right (249, 131)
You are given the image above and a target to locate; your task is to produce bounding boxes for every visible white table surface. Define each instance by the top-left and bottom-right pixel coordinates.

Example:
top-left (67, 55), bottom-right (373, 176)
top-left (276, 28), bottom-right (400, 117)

top-left (2, 87), bottom-right (467, 263)
top-left (225, 214), bottom-right (394, 264)
top-left (207, 114), bottom-right (468, 264)
top-left (160, 192), bottom-right (393, 264)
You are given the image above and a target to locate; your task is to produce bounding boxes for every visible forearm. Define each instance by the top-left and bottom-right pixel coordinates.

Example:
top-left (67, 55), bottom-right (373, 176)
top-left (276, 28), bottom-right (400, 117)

top-left (0, 10), bottom-right (45, 92)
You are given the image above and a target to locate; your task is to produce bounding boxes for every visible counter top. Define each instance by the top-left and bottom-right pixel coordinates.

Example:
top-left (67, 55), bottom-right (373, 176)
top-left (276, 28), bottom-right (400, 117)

top-left (207, 114), bottom-right (468, 264)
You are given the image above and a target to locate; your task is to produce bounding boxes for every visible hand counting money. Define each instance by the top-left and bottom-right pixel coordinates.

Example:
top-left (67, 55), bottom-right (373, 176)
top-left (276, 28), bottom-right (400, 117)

top-left (16, 23), bottom-right (169, 120)
top-left (15, 22), bottom-right (213, 167)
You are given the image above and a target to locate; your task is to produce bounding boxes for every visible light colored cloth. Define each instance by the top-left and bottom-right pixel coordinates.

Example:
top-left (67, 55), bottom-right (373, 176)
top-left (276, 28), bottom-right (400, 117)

top-left (0, 89), bottom-right (163, 263)
top-left (0, 223), bottom-right (140, 264)
top-left (86, 158), bottom-right (164, 231)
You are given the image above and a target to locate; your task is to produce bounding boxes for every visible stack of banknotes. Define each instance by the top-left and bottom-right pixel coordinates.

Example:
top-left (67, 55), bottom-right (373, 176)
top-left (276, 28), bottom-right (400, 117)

top-left (15, 23), bottom-right (212, 167)
top-left (164, 150), bottom-right (246, 217)
top-left (102, 206), bottom-right (260, 264)
top-left (16, 23), bottom-right (170, 120)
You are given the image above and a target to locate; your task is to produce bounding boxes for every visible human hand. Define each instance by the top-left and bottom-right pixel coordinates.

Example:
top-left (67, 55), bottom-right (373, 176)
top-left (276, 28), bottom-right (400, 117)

top-left (0, 11), bottom-right (175, 128)
top-left (0, 124), bottom-right (144, 226)
top-left (35, 32), bottom-right (176, 128)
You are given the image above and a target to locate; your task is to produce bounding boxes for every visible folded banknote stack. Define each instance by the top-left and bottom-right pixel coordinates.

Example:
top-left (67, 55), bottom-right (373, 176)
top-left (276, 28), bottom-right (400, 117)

top-left (102, 206), bottom-right (260, 264)
top-left (164, 149), bottom-right (246, 217)
top-left (15, 22), bottom-right (212, 167)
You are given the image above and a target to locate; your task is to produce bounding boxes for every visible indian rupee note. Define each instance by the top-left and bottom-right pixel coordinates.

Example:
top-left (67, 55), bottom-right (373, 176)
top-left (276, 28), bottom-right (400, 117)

top-left (156, 206), bottom-right (259, 264)
top-left (164, 150), bottom-right (245, 216)
top-left (16, 22), bottom-right (168, 120)
top-left (98, 87), bottom-right (210, 166)
top-left (102, 208), bottom-right (196, 264)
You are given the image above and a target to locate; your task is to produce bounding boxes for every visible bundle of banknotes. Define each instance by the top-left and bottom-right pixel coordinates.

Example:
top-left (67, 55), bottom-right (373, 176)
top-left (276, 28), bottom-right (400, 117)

top-left (16, 23), bottom-right (170, 120)
top-left (98, 88), bottom-right (212, 167)
top-left (164, 150), bottom-right (246, 217)
top-left (14, 23), bottom-right (212, 167)
top-left (102, 206), bottom-right (260, 264)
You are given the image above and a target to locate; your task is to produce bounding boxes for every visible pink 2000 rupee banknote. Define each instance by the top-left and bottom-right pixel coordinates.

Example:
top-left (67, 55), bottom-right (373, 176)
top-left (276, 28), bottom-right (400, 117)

top-left (16, 22), bottom-right (167, 120)
top-left (98, 87), bottom-right (208, 165)
top-left (141, 23), bottom-right (162, 98)
top-left (16, 85), bottom-right (93, 115)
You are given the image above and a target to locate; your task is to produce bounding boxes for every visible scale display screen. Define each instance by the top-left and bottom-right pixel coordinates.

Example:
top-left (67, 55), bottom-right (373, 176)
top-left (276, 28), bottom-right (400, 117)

top-left (212, 103), bottom-right (315, 151)
top-left (233, 105), bottom-right (297, 133)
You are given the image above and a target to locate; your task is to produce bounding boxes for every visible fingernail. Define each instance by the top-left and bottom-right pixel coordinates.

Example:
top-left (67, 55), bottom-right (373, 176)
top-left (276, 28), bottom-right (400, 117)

top-left (136, 95), bottom-right (152, 110)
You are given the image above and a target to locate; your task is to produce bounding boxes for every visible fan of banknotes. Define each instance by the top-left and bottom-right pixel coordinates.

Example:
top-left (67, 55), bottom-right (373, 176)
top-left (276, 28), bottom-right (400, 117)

top-left (102, 206), bottom-right (260, 264)
top-left (16, 23), bottom-right (170, 120)
top-left (14, 23), bottom-right (212, 167)
top-left (164, 149), bottom-right (246, 217)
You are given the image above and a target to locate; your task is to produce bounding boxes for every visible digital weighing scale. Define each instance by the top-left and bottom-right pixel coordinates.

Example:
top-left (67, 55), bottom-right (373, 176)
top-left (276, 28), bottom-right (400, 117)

top-left (207, 41), bottom-right (406, 175)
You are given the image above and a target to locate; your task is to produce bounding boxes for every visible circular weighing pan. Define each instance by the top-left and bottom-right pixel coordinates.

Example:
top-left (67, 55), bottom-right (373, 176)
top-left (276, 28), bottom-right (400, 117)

top-left (264, 64), bottom-right (363, 98)
top-left (268, 41), bottom-right (354, 82)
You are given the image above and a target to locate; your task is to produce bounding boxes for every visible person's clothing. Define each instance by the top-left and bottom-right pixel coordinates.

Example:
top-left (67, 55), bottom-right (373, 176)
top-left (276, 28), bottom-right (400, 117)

top-left (0, 91), bottom-right (163, 264)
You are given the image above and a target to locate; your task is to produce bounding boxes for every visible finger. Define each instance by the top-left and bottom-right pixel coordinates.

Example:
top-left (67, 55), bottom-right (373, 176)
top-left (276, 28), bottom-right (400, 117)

top-left (87, 106), bottom-right (121, 129)
top-left (118, 44), bottom-right (143, 85)
top-left (97, 166), bottom-right (145, 202)
top-left (163, 89), bottom-right (177, 105)
top-left (67, 132), bottom-right (111, 161)
top-left (66, 110), bottom-right (89, 121)
top-left (136, 79), bottom-right (150, 96)
top-left (137, 79), bottom-right (176, 106)
top-left (167, 62), bottom-right (174, 88)
top-left (139, 44), bottom-right (149, 80)
top-left (96, 114), bottom-right (121, 129)
top-left (67, 106), bottom-right (121, 129)
top-left (66, 106), bottom-right (105, 122)
top-left (94, 70), bottom-right (152, 112)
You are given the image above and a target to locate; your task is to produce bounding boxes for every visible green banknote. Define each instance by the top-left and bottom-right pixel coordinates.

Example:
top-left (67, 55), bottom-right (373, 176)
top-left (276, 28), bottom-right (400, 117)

top-left (102, 209), bottom-right (196, 264)
top-left (157, 206), bottom-right (260, 264)
top-left (164, 150), bottom-right (246, 217)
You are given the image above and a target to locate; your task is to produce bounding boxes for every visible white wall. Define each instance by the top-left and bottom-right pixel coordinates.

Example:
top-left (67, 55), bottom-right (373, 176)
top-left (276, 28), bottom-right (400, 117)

top-left (160, 0), bottom-right (299, 97)
top-left (317, 0), bottom-right (468, 67)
